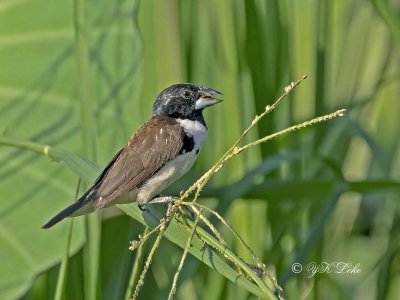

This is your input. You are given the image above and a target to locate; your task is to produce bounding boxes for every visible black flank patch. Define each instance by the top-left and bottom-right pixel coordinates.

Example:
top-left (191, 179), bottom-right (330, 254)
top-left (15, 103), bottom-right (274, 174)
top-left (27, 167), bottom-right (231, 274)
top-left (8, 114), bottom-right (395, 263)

top-left (180, 134), bottom-right (194, 154)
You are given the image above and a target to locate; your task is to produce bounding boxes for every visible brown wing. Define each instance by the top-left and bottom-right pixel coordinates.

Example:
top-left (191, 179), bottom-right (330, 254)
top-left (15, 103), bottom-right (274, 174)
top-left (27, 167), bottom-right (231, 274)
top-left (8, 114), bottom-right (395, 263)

top-left (93, 116), bottom-right (184, 208)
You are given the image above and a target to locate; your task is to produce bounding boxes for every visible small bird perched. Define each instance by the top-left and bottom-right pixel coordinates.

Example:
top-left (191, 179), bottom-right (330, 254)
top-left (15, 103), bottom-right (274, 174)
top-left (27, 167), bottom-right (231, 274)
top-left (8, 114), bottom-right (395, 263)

top-left (42, 84), bottom-right (222, 228)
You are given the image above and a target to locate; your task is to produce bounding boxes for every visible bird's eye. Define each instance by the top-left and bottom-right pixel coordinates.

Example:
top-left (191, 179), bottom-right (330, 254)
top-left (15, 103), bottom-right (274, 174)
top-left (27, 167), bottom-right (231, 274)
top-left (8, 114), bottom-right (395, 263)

top-left (182, 90), bottom-right (192, 99)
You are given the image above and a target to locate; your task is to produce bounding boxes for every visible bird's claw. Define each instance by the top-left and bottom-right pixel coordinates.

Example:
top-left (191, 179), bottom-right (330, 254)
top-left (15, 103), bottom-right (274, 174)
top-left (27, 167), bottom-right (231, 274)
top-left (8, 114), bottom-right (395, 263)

top-left (146, 195), bottom-right (196, 220)
top-left (138, 204), bottom-right (149, 212)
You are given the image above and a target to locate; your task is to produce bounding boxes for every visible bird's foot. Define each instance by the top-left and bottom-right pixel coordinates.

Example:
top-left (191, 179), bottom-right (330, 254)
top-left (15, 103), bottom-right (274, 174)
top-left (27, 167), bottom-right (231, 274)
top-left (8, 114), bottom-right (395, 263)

top-left (147, 195), bottom-right (195, 220)
top-left (138, 204), bottom-right (149, 212)
top-left (166, 202), bottom-right (196, 220)
top-left (147, 196), bottom-right (180, 205)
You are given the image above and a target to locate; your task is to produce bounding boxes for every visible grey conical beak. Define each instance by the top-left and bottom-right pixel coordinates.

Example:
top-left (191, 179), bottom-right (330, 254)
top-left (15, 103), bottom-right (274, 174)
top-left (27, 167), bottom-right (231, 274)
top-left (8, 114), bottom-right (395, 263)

top-left (195, 87), bottom-right (223, 110)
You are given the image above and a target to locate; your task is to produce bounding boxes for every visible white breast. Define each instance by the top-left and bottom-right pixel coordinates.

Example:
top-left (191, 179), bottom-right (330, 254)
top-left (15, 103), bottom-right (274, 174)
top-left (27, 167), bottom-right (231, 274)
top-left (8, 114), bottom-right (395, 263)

top-left (176, 119), bottom-right (208, 149)
top-left (136, 119), bottom-right (208, 205)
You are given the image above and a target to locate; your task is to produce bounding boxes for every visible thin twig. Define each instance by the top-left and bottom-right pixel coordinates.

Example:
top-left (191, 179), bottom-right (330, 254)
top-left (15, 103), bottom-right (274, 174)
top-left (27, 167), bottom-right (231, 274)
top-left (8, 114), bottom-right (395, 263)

top-left (131, 208), bottom-right (178, 299)
top-left (187, 203), bottom-right (262, 266)
top-left (131, 76), bottom-right (346, 299)
top-left (131, 221), bottom-right (166, 299)
top-left (168, 208), bottom-right (203, 300)
top-left (180, 75), bottom-right (308, 201)
top-left (237, 109), bottom-right (346, 153)
top-left (186, 202), bottom-right (284, 298)
top-left (129, 224), bottom-right (162, 251)
top-left (125, 227), bottom-right (150, 300)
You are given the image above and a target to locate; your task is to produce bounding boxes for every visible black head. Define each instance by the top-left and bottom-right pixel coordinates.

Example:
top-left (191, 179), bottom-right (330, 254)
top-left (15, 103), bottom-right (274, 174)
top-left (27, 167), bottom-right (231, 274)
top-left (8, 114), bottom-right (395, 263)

top-left (153, 84), bottom-right (222, 121)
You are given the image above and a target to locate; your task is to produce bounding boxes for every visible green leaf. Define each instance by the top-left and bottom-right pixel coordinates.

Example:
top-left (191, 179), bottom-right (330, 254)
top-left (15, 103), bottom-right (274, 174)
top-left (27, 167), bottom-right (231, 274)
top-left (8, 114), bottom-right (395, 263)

top-left (0, 137), bottom-right (86, 300)
top-left (0, 137), bottom-right (275, 299)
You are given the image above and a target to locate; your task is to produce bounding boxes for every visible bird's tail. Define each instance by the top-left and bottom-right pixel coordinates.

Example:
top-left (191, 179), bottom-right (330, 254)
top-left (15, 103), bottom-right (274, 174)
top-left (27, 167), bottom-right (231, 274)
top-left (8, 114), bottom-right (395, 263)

top-left (42, 191), bottom-right (93, 229)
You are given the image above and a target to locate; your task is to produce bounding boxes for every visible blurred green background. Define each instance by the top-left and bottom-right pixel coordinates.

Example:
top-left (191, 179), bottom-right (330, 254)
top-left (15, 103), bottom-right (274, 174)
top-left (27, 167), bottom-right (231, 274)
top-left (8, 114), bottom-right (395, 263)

top-left (0, 0), bottom-right (399, 299)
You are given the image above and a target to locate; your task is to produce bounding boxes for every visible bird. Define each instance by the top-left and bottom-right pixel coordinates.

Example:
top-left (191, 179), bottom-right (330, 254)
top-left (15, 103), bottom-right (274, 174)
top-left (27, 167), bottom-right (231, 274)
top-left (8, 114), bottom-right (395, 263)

top-left (42, 84), bottom-right (222, 229)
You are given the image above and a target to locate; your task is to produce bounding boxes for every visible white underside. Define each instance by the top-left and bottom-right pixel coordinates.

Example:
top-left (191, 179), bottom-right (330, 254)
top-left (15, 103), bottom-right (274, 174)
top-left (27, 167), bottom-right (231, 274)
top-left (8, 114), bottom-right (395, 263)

top-left (136, 150), bottom-right (197, 204)
top-left (71, 118), bottom-right (208, 215)
top-left (137, 118), bottom-right (208, 204)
